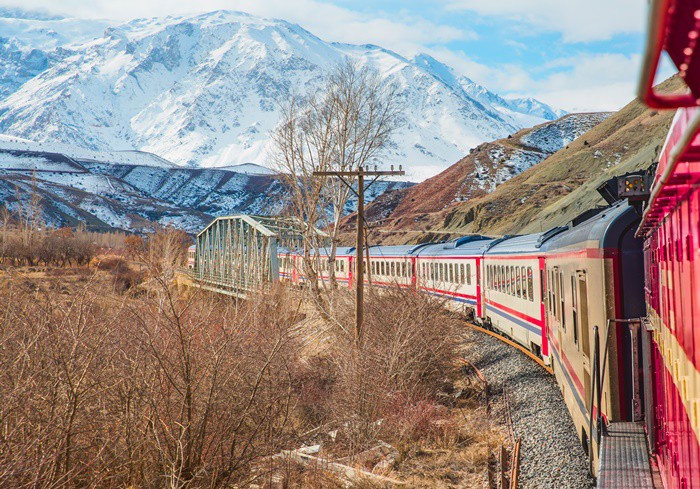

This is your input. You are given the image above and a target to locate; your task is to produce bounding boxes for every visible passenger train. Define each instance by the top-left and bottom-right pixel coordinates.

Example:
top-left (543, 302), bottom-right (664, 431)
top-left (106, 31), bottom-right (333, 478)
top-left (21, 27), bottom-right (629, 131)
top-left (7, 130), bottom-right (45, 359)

top-left (187, 1), bottom-right (700, 485)
top-left (263, 197), bottom-right (645, 469)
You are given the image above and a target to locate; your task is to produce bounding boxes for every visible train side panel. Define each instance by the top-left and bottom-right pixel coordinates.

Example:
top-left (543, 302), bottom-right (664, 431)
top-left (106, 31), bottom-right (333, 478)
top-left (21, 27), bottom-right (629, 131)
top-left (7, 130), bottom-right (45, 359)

top-left (482, 256), bottom-right (544, 356)
top-left (416, 256), bottom-right (481, 312)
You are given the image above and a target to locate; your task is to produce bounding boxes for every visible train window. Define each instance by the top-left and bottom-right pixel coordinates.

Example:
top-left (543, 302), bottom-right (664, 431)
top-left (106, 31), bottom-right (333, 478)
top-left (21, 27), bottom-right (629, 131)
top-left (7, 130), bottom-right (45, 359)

top-left (516, 267), bottom-right (521, 298)
top-left (439, 263), bottom-right (444, 281)
top-left (501, 266), bottom-right (505, 292)
top-left (449, 264), bottom-right (454, 283)
top-left (461, 264), bottom-right (466, 285)
top-left (527, 267), bottom-right (534, 302)
top-left (559, 272), bottom-right (565, 330)
top-left (550, 270), bottom-right (556, 315)
top-left (391, 261), bottom-right (396, 276)
top-left (506, 267), bottom-right (511, 295)
top-left (571, 275), bottom-right (579, 348)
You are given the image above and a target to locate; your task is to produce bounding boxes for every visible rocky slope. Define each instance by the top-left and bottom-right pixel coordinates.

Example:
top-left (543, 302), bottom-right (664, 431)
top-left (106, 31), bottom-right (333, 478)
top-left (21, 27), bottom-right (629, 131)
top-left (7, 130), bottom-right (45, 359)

top-left (0, 9), bottom-right (563, 180)
top-left (0, 140), bottom-right (410, 233)
top-left (346, 112), bottom-right (609, 240)
top-left (354, 77), bottom-right (681, 244)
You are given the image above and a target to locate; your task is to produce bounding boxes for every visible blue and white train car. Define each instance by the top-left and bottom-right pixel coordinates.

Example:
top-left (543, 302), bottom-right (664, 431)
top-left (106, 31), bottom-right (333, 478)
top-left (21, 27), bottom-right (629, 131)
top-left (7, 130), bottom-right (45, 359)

top-left (415, 236), bottom-right (494, 316)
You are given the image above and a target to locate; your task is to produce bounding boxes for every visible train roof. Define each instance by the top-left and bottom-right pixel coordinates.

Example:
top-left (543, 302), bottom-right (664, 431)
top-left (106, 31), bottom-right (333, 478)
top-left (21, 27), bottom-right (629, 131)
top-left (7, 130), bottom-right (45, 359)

top-left (416, 236), bottom-right (494, 257)
top-left (308, 247), bottom-right (356, 257)
top-left (541, 200), bottom-right (637, 252)
top-left (484, 233), bottom-right (547, 255)
top-left (367, 245), bottom-right (425, 257)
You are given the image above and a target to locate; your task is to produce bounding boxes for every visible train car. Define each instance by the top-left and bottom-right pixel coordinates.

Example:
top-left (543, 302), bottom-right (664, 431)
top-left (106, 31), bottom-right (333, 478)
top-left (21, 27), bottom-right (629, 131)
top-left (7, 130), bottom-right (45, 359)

top-left (367, 245), bottom-right (422, 288)
top-left (482, 233), bottom-right (548, 359)
top-left (638, 1), bottom-right (700, 486)
top-left (279, 247), bottom-right (354, 287)
top-left (415, 236), bottom-right (493, 316)
top-left (541, 201), bottom-right (646, 462)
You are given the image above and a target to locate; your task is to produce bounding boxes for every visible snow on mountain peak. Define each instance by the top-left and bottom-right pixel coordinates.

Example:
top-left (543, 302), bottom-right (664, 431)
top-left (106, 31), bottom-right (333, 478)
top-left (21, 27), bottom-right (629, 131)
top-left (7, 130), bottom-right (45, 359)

top-left (0, 10), bottom-right (565, 181)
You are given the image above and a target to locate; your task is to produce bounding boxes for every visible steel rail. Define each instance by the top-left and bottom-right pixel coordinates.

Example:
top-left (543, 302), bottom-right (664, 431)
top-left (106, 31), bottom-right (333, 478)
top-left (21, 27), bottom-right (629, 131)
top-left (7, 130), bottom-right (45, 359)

top-left (463, 321), bottom-right (553, 375)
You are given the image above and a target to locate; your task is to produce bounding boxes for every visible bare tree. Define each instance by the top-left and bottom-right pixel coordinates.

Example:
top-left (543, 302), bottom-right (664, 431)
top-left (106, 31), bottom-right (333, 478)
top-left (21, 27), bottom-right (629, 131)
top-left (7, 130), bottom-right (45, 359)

top-left (271, 58), bottom-right (402, 290)
top-left (322, 59), bottom-right (402, 286)
top-left (270, 93), bottom-right (335, 306)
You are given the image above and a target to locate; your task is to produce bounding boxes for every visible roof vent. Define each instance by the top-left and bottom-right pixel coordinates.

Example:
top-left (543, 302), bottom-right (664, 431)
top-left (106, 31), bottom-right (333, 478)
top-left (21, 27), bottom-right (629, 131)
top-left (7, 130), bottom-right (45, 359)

top-left (536, 226), bottom-right (568, 248)
top-left (443, 235), bottom-right (489, 249)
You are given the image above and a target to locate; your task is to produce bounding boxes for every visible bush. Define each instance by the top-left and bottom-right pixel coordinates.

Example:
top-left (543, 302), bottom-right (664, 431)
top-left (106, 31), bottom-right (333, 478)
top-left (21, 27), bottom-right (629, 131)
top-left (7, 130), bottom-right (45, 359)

top-left (0, 278), bottom-right (304, 487)
top-left (313, 287), bottom-right (461, 451)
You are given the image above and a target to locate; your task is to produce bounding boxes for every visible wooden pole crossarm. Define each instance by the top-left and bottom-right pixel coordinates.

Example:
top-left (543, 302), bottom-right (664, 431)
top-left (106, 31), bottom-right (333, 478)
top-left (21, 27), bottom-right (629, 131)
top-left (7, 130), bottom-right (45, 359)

top-left (311, 165), bottom-right (405, 359)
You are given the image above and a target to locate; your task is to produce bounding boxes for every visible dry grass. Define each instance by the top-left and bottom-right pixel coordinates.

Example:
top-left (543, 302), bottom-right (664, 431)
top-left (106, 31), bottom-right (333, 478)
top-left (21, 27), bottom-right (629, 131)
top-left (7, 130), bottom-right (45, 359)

top-left (0, 261), bottom-right (505, 488)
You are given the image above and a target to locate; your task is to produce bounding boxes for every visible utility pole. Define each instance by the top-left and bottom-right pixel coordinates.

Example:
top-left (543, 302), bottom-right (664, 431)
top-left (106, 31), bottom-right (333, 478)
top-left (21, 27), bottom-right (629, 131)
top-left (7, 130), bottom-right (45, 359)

top-left (313, 165), bottom-right (405, 351)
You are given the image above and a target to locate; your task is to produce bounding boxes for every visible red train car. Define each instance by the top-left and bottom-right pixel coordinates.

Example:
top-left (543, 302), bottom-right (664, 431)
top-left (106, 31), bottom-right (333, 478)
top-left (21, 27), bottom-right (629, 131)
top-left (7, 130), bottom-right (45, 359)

top-left (639, 1), bottom-right (700, 486)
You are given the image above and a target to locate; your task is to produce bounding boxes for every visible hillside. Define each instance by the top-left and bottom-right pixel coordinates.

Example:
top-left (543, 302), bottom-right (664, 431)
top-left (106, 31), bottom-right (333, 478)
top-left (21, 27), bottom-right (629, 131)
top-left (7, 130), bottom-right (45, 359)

top-left (355, 76), bottom-right (682, 244)
top-left (0, 9), bottom-right (563, 180)
top-left (344, 112), bottom-right (609, 242)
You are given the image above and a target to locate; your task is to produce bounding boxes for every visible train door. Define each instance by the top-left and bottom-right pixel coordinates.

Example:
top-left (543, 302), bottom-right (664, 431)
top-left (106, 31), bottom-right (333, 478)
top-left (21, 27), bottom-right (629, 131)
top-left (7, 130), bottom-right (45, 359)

top-left (616, 220), bottom-right (647, 422)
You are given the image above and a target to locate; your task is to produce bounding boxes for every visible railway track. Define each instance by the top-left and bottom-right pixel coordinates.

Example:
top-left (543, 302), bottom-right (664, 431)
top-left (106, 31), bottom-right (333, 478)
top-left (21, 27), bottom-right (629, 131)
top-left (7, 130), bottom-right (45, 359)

top-left (461, 321), bottom-right (593, 488)
top-left (463, 322), bottom-right (553, 375)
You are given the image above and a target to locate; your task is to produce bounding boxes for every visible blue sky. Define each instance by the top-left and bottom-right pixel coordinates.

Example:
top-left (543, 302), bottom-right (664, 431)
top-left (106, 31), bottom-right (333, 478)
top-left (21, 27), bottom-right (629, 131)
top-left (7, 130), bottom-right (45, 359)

top-left (2, 0), bottom-right (671, 112)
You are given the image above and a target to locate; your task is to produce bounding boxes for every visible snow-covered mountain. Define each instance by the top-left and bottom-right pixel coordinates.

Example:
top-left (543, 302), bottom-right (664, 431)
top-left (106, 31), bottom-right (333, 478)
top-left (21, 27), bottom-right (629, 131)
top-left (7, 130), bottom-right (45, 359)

top-left (0, 138), bottom-right (412, 233)
top-left (0, 9), bottom-right (564, 181)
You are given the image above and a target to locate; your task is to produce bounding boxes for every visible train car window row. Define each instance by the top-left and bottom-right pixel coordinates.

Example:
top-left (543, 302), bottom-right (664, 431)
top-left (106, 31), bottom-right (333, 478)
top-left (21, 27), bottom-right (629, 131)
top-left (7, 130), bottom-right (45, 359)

top-left (370, 260), bottom-right (410, 279)
top-left (420, 261), bottom-right (471, 285)
top-left (486, 264), bottom-right (535, 302)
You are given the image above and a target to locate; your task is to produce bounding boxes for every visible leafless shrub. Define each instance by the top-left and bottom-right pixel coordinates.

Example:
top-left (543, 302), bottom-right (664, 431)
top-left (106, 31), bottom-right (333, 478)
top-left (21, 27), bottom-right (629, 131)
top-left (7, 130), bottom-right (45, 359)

top-left (0, 274), bottom-right (305, 488)
top-left (294, 288), bottom-right (460, 454)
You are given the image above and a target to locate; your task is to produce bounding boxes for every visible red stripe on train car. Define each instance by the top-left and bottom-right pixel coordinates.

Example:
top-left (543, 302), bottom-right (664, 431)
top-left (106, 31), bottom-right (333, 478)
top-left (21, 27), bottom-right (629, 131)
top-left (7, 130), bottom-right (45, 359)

top-left (484, 298), bottom-right (543, 327)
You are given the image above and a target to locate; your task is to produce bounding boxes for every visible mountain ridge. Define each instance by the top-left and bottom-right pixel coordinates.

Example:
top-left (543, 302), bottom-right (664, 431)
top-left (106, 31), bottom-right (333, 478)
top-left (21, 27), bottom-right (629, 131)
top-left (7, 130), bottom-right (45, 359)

top-left (0, 9), bottom-right (563, 180)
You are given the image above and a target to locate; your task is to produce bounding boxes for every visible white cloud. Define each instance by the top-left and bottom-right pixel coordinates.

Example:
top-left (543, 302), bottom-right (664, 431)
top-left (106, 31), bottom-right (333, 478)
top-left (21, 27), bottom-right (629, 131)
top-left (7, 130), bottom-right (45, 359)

top-left (424, 49), bottom-right (663, 112)
top-left (0, 0), bottom-right (473, 55)
top-left (510, 54), bottom-right (649, 112)
top-left (447, 0), bottom-right (645, 42)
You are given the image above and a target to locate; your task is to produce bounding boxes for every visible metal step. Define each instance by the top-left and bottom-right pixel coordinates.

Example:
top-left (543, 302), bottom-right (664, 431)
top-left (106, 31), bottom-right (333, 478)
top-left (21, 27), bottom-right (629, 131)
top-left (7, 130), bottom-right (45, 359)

top-left (597, 422), bottom-right (654, 488)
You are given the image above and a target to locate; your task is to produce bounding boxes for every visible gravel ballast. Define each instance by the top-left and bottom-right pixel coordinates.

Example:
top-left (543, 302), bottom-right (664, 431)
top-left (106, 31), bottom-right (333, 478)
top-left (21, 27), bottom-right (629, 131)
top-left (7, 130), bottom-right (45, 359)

top-left (462, 327), bottom-right (595, 489)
